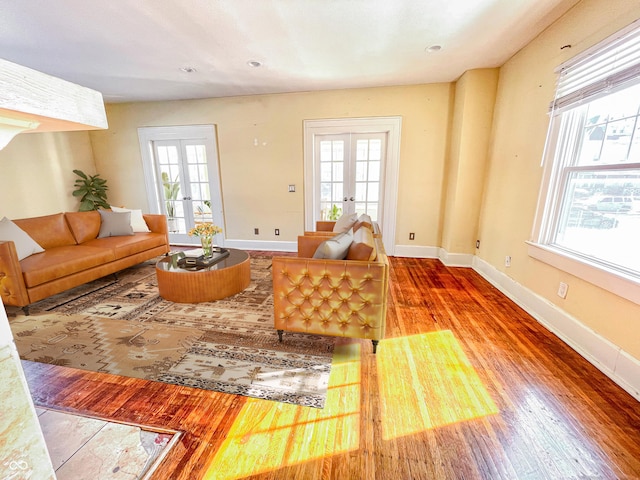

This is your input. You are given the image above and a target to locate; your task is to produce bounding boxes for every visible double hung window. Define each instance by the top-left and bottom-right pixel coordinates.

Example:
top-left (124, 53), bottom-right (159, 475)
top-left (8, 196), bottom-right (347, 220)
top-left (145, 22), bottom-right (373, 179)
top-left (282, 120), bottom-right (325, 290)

top-left (531, 21), bottom-right (640, 303)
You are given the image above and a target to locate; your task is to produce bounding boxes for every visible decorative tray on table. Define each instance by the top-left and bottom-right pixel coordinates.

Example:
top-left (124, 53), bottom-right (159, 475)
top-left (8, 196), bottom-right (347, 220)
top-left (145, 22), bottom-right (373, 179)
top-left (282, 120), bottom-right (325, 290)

top-left (175, 248), bottom-right (230, 269)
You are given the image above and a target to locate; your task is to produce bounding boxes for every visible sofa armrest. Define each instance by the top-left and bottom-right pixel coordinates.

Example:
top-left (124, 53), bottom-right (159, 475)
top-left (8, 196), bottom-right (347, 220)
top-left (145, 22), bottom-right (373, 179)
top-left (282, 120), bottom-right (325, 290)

top-left (315, 221), bottom-right (336, 232)
top-left (303, 231), bottom-right (336, 237)
top-left (143, 214), bottom-right (170, 253)
top-left (311, 220), bottom-right (381, 236)
top-left (297, 235), bottom-right (328, 258)
top-left (143, 214), bottom-right (168, 234)
top-left (0, 241), bottom-right (30, 307)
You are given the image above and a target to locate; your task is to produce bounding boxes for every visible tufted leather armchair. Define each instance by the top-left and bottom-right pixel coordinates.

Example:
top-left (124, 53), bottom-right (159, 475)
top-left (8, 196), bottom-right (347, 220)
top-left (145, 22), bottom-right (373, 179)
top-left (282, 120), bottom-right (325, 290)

top-left (272, 234), bottom-right (389, 353)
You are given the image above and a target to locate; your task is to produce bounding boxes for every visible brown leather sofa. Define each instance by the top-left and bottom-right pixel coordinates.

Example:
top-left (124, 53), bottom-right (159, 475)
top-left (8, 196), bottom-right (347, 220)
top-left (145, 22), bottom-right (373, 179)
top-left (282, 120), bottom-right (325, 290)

top-left (0, 211), bottom-right (169, 313)
top-left (272, 227), bottom-right (388, 353)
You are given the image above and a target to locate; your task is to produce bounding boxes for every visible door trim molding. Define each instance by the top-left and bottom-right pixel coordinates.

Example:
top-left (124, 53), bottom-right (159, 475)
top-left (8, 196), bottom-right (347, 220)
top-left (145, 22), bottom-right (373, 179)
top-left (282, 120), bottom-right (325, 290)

top-left (137, 125), bottom-right (224, 246)
top-left (303, 116), bottom-right (402, 255)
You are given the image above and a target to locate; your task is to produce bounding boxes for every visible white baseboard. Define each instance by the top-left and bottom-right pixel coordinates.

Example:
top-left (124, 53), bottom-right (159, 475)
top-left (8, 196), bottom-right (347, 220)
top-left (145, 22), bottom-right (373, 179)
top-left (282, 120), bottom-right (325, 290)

top-left (472, 255), bottom-right (640, 402)
top-left (393, 244), bottom-right (439, 258)
top-left (438, 248), bottom-right (474, 267)
top-left (393, 245), bottom-right (474, 267)
top-left (223, 239), bottom-right (297, 252)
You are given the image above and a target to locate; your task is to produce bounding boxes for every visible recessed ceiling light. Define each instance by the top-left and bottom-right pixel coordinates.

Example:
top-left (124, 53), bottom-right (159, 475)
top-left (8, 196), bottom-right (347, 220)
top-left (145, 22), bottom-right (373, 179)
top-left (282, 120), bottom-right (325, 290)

top-left (247, 60), bottom-right (262, 68)
top-left (425, 45), bottom-right (442, 53)
top-left (179, 66), bottom-right (197, 73)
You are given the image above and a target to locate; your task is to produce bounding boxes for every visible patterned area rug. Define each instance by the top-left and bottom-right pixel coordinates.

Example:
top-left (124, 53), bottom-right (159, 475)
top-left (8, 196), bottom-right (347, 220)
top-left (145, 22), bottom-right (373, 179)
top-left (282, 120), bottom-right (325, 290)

top-left (8, 254), bottom-right (334, 408)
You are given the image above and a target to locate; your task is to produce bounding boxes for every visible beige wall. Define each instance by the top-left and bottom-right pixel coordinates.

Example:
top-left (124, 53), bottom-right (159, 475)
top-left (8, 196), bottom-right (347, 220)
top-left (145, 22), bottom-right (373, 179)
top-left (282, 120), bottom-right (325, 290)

top-left (0, 131), bottom-right (95, 218)
top-left (478, 0), bottom-right (640, 358)
top-left (442, 68), bottom-right (498, 255)
top-left (89, 84), bottom-right (452, 243)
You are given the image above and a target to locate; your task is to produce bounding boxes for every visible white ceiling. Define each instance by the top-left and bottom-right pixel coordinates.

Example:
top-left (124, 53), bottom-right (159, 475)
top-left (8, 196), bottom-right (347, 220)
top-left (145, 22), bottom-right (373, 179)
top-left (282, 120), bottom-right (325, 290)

top-left (0, 0), bottom-right (580, 103)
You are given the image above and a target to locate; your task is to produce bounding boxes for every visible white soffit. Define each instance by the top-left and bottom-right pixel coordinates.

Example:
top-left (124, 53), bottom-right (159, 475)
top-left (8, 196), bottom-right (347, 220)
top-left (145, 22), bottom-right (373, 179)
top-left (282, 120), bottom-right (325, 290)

top-left (0, 58), bottom-right (107, 148)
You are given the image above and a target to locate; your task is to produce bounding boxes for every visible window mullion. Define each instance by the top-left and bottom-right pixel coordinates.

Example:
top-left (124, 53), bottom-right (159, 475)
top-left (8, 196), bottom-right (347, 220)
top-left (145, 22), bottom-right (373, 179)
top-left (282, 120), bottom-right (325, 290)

top-left (565, 162), bottom-right (640, 173)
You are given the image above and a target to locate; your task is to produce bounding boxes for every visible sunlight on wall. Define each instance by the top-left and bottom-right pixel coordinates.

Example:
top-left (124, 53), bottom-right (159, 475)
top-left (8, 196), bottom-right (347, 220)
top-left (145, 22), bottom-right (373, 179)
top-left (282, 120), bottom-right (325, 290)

top-left (203, 343), bottom-right (361, 479)
top-left (377, 331), bottom-right (499, 440)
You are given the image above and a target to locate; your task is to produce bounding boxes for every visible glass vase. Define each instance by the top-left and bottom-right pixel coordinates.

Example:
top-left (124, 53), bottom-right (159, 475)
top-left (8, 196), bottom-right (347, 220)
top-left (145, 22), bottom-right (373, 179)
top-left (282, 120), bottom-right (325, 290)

top-left (200, 235), bottom-right (213, 258)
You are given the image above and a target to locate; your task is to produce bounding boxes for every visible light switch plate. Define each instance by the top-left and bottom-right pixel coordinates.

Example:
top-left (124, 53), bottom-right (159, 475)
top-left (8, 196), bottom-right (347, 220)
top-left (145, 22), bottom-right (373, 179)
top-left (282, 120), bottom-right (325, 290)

top-left (557, 282), bottom-right (568, 299)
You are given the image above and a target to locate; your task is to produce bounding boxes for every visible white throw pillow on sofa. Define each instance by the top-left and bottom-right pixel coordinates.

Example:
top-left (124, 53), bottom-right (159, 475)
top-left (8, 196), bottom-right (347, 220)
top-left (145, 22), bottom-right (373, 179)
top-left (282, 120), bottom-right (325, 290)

top-left (0, 216), bottom-right (45, 260)
top-left (110, 206), bottom-right (151, 232)
top-left (332, 212), bottom-right (359, 233)
top-left (313, 228), bottom-right (354, 260)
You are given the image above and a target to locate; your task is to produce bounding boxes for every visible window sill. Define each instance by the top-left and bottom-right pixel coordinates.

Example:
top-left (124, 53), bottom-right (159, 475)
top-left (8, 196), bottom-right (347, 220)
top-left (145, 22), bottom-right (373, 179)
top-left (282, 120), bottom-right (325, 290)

top-left (526, 242), bottom-right (640, 306)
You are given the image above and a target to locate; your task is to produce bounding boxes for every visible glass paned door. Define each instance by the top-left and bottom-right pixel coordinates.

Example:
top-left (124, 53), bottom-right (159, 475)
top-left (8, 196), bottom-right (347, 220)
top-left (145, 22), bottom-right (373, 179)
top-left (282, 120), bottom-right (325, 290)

top-left (185, 143), bottom-right (214, 225)
top-left (316, 133), bottom-right (386, 223)
top-left (318, 135), bottom-right (346, 221)
top-left (353, 135), bottom-right (384, 221)
top-left (153, 139), bottom-right (217, 244)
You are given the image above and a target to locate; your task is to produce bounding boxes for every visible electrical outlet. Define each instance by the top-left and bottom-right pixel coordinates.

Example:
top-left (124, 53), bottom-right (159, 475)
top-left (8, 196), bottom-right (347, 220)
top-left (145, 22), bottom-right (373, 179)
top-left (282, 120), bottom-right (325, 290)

top-left (505, 255), bottom-right (511, 267)
top-left (409, 232), bottom-right (415, 240)
top-left (557, 282), bottom-right (568, 299)
top-left (275, 228), bottom-right (280, 236)
top-left (288, 184), bottom-right (295, 192)
top-left (476, 240), bottom-right (480, 249)
top-left (254, 228), bottom-right (259, 235)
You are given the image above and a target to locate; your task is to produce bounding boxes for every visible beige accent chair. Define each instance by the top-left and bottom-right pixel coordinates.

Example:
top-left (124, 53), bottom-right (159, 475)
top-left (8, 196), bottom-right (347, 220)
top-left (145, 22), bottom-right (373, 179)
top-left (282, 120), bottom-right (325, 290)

top-left (272, 227), bottom-right (388, 353)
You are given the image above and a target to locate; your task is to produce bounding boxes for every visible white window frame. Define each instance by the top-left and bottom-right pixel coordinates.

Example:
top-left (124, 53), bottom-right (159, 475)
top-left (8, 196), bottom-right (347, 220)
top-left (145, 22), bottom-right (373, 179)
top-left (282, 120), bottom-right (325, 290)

top-left (529, 21), bottom-right (640, 306)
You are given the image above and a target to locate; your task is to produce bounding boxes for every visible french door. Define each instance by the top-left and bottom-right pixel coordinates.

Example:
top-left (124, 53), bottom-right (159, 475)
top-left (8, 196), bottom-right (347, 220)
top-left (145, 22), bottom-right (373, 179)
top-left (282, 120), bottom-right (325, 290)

top-left (315, 133), bottom-right (387, 223)
top-left (138, 125), bottom-right (223, 246)
top-left (304, 117), bottom-right (402, 254)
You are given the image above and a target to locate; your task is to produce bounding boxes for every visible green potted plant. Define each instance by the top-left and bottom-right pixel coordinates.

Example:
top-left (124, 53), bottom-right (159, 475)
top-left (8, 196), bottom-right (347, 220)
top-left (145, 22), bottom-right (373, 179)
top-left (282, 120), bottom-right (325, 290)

top-left (162, 172), bottom-right (180, 231)
top-left (327, 204), bottom-right (342, 220)
top-left (72, 169), bottom-right (110, 211)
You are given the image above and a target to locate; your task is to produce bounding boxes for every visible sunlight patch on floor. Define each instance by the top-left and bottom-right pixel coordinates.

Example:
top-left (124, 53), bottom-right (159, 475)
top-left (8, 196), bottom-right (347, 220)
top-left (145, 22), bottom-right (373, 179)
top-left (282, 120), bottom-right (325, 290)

top-left (377, 331), bottom-right (499, 440)
top-left (203, 342), bottom-right (362, 480)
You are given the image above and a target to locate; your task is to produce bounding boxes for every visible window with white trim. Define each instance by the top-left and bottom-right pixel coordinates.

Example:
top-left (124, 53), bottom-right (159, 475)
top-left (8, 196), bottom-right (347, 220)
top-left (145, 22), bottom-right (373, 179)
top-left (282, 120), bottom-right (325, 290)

top-left (533, 21), bottom-right (640, 292)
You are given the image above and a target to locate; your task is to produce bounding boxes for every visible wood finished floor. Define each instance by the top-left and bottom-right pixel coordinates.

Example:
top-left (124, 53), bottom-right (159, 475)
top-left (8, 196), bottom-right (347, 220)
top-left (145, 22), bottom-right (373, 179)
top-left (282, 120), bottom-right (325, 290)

top-left (21, 256), bottom-right (640, 480)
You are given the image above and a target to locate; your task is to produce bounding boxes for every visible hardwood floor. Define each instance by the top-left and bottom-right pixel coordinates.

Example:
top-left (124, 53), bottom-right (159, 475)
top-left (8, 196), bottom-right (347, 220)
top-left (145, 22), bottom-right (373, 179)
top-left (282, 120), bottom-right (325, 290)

top-left (22, 256), bottom-right (640, 479)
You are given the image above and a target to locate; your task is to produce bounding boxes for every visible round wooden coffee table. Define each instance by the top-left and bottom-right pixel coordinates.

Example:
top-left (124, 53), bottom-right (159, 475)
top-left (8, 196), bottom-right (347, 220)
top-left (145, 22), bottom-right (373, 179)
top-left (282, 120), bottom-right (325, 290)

top-left (155, 249), bottom-right (251, 303)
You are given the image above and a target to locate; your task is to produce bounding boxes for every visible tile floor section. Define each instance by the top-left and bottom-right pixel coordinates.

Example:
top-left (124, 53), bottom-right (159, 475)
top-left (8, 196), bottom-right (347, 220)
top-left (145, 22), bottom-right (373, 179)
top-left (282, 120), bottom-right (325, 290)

top-left (36, 408), bottom-right (177, 480)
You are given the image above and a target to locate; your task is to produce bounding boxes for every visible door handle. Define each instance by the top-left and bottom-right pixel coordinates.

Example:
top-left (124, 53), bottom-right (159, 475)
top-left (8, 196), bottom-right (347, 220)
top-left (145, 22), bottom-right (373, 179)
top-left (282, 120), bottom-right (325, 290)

top-left (343, 197), bottom-right (348, 202)
top-left (182, 196), bottom-right (192, 200)
top-left (350, 197), bottom-right (354, 201)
